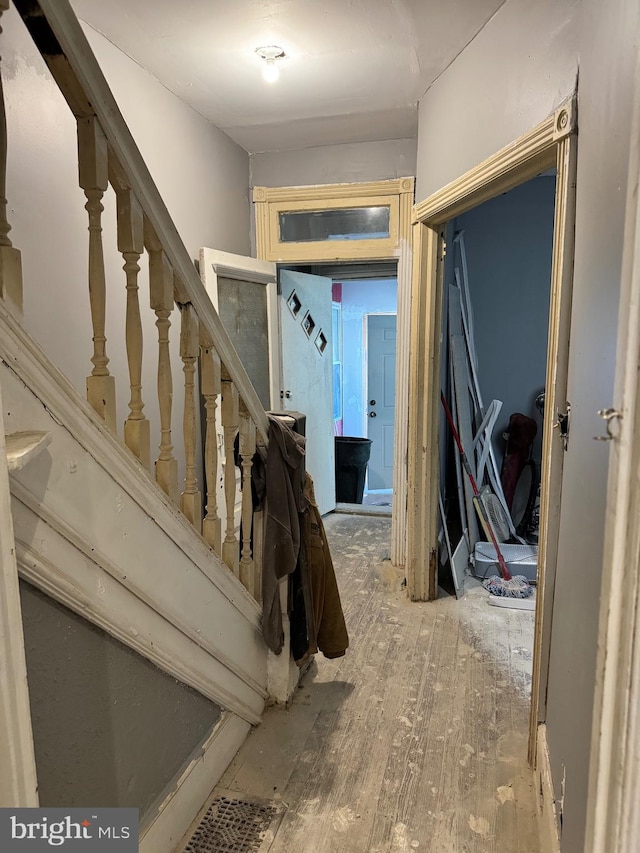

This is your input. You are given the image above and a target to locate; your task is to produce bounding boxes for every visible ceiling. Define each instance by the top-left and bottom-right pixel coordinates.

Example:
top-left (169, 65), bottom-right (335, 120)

top-left (71, 0), bottom-right (506, 154)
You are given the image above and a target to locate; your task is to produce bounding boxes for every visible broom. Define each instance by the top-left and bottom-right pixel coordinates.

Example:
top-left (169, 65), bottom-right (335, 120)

top-left (441, 393), bottom-right (533, 599)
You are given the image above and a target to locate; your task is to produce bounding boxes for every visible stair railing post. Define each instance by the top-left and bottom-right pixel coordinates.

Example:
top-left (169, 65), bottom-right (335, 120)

top-left (115, 184), bottom-right (150, 469)
top-left (77, 116), bottom-right (116, 431)
top-left (201, 339), bottom-right (222, 554)
top-left (179, 301), bottom-right (201, 531)
top-left (238, 403), bottom-right (256, 594)
top-left (221, 378), bottom-right (240, 576)
top-left (146, 221), bottom-right (179, 503)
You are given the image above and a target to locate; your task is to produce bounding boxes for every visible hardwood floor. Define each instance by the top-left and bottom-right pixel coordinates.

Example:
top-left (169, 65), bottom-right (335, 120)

top-left (216, 513), bottom-right (540, 852)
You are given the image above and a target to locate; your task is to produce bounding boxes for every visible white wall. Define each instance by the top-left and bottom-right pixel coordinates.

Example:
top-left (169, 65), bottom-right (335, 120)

top-left (416, 0), bottom-right (579, 200)
top-left (341, 279), bottom-right (397, 438)
top-left (83, 25), bottom-right (251, 261)
top-left (415, 0), bottom-right (640, 850)
top-left (250, 138), bottom-right (417, 189)
top-left (545, 2), bottom-right (640, 852)
top-left (4, 7), bottom-right (250, 484)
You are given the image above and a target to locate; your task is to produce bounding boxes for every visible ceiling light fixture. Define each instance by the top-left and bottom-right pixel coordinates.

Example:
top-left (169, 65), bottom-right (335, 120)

top-left (255, 45), bottom-right (285, 83)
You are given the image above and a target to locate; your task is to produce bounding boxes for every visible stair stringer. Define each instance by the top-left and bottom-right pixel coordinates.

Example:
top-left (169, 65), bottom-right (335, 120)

top-left (0, 304), bottom-right (268, 726)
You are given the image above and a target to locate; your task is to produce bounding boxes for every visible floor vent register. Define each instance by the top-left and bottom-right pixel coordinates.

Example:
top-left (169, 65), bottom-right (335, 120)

top-left (182, 791), bottom-right (286, 853)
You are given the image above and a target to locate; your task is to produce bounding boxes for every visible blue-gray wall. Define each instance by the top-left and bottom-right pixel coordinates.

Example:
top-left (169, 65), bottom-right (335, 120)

top-left (340, 279), bottom-right (397, 438)
top-left (453, 176), bottom-right (556, 465)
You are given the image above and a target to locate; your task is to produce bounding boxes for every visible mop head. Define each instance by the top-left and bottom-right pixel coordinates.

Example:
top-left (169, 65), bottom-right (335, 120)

top-left (482, 574), bottom-right (534, 598)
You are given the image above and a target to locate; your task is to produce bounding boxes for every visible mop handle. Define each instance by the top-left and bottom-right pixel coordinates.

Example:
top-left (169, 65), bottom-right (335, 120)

top-left (440, 392), bottom-right (512, 581)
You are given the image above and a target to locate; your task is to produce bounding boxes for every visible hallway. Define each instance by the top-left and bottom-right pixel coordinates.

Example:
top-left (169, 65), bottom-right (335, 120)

top-left (185, 514), bottom-right (541, 852)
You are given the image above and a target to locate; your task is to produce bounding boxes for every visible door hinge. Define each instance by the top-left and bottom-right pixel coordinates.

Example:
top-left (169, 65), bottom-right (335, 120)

top-left (554, 403), bottom-right (571, 451)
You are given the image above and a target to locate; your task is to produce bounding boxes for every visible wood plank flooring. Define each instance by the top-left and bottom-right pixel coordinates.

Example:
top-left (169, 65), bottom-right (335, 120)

top-left (216, 514), bottom-right (540, 852)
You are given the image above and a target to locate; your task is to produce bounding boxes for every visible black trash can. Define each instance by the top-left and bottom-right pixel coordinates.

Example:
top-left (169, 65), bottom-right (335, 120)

top-left (335, 436), bottom-right (372, 504)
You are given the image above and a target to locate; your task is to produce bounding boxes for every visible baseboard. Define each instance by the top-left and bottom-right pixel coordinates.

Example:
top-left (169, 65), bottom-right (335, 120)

top-left (536, 724), bottom-right (561, 853)
top-left (140, 712), bottom-right (251, 853)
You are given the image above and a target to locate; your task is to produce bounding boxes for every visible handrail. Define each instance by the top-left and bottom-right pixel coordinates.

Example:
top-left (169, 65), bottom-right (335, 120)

top-left (4, 0), bottom-right (269, 603)
top-left (13, 0), bottom-right (268, 445)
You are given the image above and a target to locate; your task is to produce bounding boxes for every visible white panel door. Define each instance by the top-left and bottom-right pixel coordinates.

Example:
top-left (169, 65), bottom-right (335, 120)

top-left (367, 314), bottom-right (396, 490)
top-left (200, 248), bottom-right (278, 535)
top-left (279, 269), bottom-right (335, 515)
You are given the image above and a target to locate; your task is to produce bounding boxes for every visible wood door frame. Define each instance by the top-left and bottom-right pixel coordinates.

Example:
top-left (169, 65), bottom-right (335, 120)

top-left (407, 98), bottom-right (578, 767)
top-left (199, 248), bottom-right (279, 411)
top-left (585, 45), bottom-right (640, 853)
top-left (254, 178), bottom-right (414, 567)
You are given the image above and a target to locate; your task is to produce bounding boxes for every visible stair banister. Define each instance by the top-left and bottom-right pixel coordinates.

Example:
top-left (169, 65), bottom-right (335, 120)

top-left (13, 0), bottom-right (268, 445)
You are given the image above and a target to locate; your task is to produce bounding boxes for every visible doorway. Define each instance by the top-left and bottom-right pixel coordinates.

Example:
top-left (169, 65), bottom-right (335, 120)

top-left (439, 174), bottom-right (556, 591)
top-left (365, 312), bottom-right (396, 497)
top-left (278, 266), bottom-right (398, 513)
top-left (254, 179), bottom-right (413, 566)
top-left (407, 98), bottom-right (577, 769)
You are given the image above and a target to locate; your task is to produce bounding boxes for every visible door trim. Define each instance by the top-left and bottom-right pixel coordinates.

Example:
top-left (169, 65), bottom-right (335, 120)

top-left (253, 179), bottom-right (414, 567)
top-left (199, 248), bottom-right (279, 410)
top-left (407, 98), bottom-right (577, 769)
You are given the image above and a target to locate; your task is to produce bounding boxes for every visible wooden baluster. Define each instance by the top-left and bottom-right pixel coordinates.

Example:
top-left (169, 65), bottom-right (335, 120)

top-left (116, 186), bottom-right (150, 469)
top-left (221, 378), bottom-right (239, 576)
top-left (252, 498), bottom-right (265, 603)
top-left (147, 233), bottom-right (178, 503)
top-left (201, 340), bottom-right (222, 554)
top-left (239, 404), bottom-right (257, 593)
top-left (0, 1), bottom-right (22, 315)
top-left (179, 302), bottom-right (201, 531)
top-left (77, 116), bottom-right (116, 430)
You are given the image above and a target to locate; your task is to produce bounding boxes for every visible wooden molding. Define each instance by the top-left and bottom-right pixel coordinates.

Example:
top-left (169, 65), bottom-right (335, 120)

top-left (390, 188), bottom-right (414, 567)
top-left (528, 132), bottom-right (578, 760)
top-left (406, 222), bottom-right (441, 601)
top-left (254, 177), bottom-right (413, 264)
top-left (0, 396), bottom-right (38, 807)
top-left (141, 713), bottom-right (251, 853)
top-left (412, 108), bottom-right (568, 225)
top-left (199, 248), bottom-right (280, 410)
top-left (200, 247), bottom-right (276, 286)
top-left (253, 177), bottom-right (414, 204)
top-left (535, 725), bottom-right (561, 853)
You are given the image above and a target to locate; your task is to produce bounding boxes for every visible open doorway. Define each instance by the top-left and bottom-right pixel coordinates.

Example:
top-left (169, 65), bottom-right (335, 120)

top-left (278, 264), bottom-right (398, 514)
top-left (253, 178), bottom-right (414, 567)
top-left (439, 173), bottom-right (556, 598)
top-left (407, 99), bottom-right (577, 771)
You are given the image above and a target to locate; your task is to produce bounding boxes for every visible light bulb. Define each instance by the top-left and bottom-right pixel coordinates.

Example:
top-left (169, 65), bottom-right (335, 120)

top-left (263, 58), bottom-right (279, 83)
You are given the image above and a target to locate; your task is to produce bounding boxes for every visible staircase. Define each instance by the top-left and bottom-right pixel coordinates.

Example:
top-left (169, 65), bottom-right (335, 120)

top-left (0, 2), bottom-right (285, 849)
